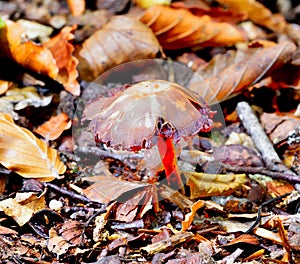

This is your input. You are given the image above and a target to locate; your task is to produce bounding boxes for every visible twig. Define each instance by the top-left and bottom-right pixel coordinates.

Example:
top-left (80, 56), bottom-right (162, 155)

top-left (245, 192), bottom-right (291, 234)
top-left (221, 164), bottom-right (300, 183)
top-left (236, 101), bottom-right (297, 177)
top-left (44, 182), bottom-right (101, 205)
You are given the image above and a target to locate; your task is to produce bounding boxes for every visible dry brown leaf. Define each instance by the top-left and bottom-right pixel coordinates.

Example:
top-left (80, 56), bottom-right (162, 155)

top-left (0, 113), bottom-right (66, 181)
top-left (185, 172), bottom-right (247, 199)
top-left (181, 200), bottom-right (206, 231)
top-left (140, 5), bottom-right (246, 50)
top-left (83, 175), bottom-right (149, 204)
top-left (34, 112), bottom-right (72, 141)
top-left (45, 25), bottom-right (80, 96)
top-left (0, 225), bottom-right (18, 235)
top-left (48, 228), bottom-right (73, 257)
top-left (77, 15), bottom-right (161, 81)
top-left (216, 0), bottom-right (287, 32)
top-left (67, 0), bottom-right (85, 17)
top-left (225, 234), bottom-right (259, 246)
top-left (190, 41), bottom-right (296, 104)
top-left (0, 192), bottom-right (46, 226)
top-left (254, 227), bottom-right (282, 244)
top-left (0, 20), bottom-right (58, 79)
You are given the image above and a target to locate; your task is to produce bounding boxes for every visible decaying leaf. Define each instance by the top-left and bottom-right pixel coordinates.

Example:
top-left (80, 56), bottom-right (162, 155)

top-left (190, 41), bottom-right (296, 104)
top-left (185, 172), bottom-right (247, 199)
top-left (45, 25), bottom-right (80, 96)
top-left (216, 0), bottom-right (287, 32)
top-left (2, 86), bottom-right (52, 110)
top-left (140, 5), bottom-right (246, 50)
top-left (0, 113), bottom-right (66, 180)
top-left (0, 20), bottom-right (58, 79)
top-left (77, 15), bottom-right (162, 81)
top-left (34, 112), bottom-right (72, 141)
top-left (0, 192), bottom-right (46, 226)
top-left (47, 228), bottom-right (73, 257)
top-left (260, 112), bottom-right (300, 146)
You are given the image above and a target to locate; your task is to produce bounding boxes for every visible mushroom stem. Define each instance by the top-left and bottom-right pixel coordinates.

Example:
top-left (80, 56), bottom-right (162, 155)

top-left (157, 136), bottom-right (183, 190)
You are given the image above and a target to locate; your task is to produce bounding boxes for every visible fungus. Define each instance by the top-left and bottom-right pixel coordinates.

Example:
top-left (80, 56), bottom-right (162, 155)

top-left (83, 80), bottom-right (213, 190)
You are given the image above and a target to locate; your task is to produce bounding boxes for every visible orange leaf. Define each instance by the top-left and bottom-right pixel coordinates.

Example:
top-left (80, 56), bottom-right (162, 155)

top-left (225, 234), bottom-right (259, 246)
top-left (181, 200), bottom-right (206, 231)
top-left (185, 172), bottom-right (247, 199)
top-left (190, 41), bottom-right (296, 104)
top-left (67, 0), bottom-right (85, 17)
top-left (216, 0), bottom-right (287, 32)
top-left (0, 113), bottom-right (66, 181)
top-left (45, 25), bottom-right (80, 96)
top-left (0, 20), bottom-right (58, 79)
top-left (140, 5), bottom-right (246, 50)
top-left (34, 112), bottom-right (72, 141)
top-left (77, 15), bottom-right (162, 81)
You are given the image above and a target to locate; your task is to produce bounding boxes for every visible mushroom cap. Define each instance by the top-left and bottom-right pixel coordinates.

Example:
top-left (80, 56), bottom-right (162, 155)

top-left (83, 80), bottom-right (212, 151)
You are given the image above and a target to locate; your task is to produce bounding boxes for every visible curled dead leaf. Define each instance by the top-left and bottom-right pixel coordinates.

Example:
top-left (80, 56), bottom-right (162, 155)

top-left (0, 20), bottom-right (58, 79)
top-left (0, 113), bottom-right (66, 181)
top-left (45, 25), bottom-right (80, 96)
top-left (140, 5), bottom-right (246, 50)
top-left (190, 41), bottom-right (297, 104)
top-left (185, 172), bottom-right (247, 199)
top-left (77, 15), bottom-right (162, 81)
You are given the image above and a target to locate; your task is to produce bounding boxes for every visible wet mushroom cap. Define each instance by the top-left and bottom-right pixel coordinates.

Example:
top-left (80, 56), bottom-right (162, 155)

top-left (83, 80), bottom-right (213, 151)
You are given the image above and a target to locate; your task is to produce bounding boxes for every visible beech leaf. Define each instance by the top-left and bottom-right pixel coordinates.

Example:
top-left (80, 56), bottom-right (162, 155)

top-left (216, 0), bottom-right (287, 33)
top-left (0, 113), bottom-right (66, 181)
top-left (77, 15), bottom-right (162, 81)
top-left (34, 112), bottom-right (72, 141)
top-left (0, 20), bottom-right (58, 79)
top-left (185, 172), bottom-right (247, 199)
top-left (140, 5), bottom-right (246, 50)
top-left (190, 41), bottom-right (296, 104)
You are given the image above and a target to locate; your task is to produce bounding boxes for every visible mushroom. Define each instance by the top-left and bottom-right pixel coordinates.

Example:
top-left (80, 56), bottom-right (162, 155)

top-left (83, 80), bottom-right (213, 190)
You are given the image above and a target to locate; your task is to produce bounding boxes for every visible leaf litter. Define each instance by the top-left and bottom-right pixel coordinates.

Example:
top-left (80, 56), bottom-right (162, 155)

top-left (0, 0), bottom-right (300, 263)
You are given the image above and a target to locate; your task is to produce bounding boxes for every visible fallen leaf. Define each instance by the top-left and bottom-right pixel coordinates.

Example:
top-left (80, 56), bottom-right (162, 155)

top-left (0, 80), bottom-right (12, 95)
top-left (181, 200), bottom-right (206, 231)
top-left (0, 113), bottom-right (66, 181)
top-left (140, 5), bottom-right (246, 50)
top-left (0, 225), bottom-right (18, 235)
top-left (3, 86), bottom-right (53, 110)
top-left (47, 228), bottom-right (73, 257)
top-left (266, 181), bottom-right (295, 197)
top-left (224, 234), bottom-right (259, 246)
top-left (45, 25), bottom-right (80, 96)
top-left (77, 15), bottom-right (161, 81)
top-left (0, 20), bottom-right (58, 79)
top-left (135, 0), bottom-right (171, 9)
top-left (83, 175), bottom-right (148, 204)
top-left (67, 0), bottom-right (85, 17)
top-left (0, 192), bottom-right (46, 226)
top-left (185, 172), bottom-right (247, 199)
top-left (254, 227), bottom-right (282, 244)
top-left (34, 112), bottom-right (72, 141)
top-left (58, 220), bottom-right (84, 246)
top-left (190, 41), bottom-right (296, 104)
top-left (216, 0), bottom-right (287, 32)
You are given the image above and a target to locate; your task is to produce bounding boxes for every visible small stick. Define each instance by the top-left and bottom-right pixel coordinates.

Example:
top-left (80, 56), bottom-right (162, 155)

top-left (44, 182), bottom-right (101, 205)
top-left (236, 102), bottom-right (297, 176)
top-left (221, 164), bottom-right (300, 183)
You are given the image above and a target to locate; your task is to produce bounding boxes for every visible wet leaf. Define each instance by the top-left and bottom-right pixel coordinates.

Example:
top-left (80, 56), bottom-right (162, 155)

top-left (190, 41), bottom-right (296, 104)
top-left (45, 25), bottom-right (80, 96)
top-left (185, 172), bottom-right (247, 199)
top-left (77, 15), bottom-right (161, 81)
top-left (34, 112), bottom-right (72, 141)
top-left (0, 113), bottom-right (66, 180)
top-left (216, 0), bottom-right (287, 32)
top-left (140, 5), bottom-right (246, 50)
top-left (0, 20), bottom-right (58, 79)
top-left (0, 192), bottom-right (46, 226)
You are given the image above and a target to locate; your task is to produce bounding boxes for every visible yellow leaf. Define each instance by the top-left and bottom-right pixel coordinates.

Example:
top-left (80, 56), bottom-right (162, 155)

top-left (0, 113), bottom-right (66, 181)
top-left (185, 172), bottom-right (247, 199)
